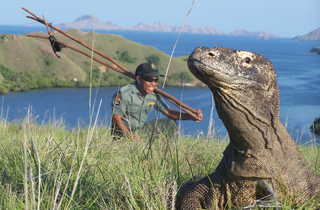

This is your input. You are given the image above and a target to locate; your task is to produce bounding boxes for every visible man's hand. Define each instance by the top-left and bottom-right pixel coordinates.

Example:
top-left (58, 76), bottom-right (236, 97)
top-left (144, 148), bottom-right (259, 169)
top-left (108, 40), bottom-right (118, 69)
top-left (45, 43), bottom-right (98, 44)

top-left (130, 135), bottom-right (142, 143)
top-left (112, 114), bottom-right (136, 140)
top-left (192, 109), bottom-right (203, 122)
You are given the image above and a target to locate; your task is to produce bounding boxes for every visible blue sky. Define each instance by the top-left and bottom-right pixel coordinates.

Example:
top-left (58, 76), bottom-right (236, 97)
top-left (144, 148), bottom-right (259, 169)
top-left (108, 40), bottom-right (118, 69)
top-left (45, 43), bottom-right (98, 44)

top-left (2, 0), bottom-right (319, 37)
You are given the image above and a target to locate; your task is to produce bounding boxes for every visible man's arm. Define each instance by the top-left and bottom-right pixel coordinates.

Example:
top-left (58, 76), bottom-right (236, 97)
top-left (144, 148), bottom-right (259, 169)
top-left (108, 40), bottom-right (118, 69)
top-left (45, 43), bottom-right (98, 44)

top-left (111, 90), bottom-right (138, 140)
top-left (112, 114), bottom-right (138, 140)
top-left (161, 108), bottom-right (203, 121)
top-left (154, 94), bottom-right (203, 122)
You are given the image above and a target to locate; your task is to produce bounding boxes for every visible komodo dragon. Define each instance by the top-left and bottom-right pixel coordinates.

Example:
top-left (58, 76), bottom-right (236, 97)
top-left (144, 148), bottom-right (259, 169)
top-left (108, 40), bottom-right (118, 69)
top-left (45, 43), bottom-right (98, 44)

top-left (175, 46), bottom-right (320, 209)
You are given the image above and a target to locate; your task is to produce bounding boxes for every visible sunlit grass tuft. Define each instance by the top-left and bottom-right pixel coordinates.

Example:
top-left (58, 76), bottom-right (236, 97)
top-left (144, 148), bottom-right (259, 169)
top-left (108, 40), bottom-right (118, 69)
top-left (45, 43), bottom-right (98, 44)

top-left (0, 119), bottom-right (318, 209)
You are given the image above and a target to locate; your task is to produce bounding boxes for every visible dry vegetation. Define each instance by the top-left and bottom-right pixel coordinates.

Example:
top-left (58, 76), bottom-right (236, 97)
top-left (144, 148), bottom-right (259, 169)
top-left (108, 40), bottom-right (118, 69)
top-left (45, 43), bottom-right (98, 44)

top-left (0, 30), bottom-right (196, 94)
top-left (0, 117), bottom-right (319, 209)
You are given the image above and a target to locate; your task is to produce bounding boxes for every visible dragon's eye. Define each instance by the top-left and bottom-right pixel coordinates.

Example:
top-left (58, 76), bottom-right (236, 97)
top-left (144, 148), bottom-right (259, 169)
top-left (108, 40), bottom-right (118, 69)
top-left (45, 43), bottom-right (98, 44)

top-left (244, 57), bottom-right (251, 64)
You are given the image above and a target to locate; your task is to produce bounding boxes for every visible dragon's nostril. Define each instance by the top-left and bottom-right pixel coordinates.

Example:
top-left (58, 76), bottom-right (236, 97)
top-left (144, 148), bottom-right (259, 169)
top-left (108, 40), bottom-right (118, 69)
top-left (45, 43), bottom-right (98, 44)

top-left (245, 57), bottom-right (251, 64)
top-left (208, 52), bottom-right (215, 57)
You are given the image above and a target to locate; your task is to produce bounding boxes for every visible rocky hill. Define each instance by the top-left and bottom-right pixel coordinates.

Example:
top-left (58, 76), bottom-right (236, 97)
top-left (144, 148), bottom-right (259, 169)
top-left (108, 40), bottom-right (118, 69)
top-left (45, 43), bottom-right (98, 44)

top-left (310, 47), bottom-right (320, 54)
top-left (229, 29), bottom-right (278, 39)
top-left (130, 23), bottom-right (225, 35)
top-left (0, 30), bottom-right (195, 93)
top-left (293, 28), bottom-right (320, 41)
top-left (59, 15), bottom-right (122, 31)
top-left (58, 15), bottom-right (277, 38)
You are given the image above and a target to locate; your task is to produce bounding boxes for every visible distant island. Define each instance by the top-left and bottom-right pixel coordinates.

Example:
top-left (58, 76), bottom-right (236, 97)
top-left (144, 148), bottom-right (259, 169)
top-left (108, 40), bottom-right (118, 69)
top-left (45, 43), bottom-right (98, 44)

top-left (310, 47), bottom-right (320, 54)
top-left (293, 28), bottom-right (320, 41)
top-left (58, 15), bottom-right (279, 39)
top-left (293, 27), bottom-right (320, 55)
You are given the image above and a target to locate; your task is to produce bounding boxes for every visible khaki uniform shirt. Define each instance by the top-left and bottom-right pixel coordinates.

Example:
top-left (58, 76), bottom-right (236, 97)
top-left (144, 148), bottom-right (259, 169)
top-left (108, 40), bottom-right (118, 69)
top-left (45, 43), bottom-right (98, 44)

top-left (112, 83), bottom-right (168, 131)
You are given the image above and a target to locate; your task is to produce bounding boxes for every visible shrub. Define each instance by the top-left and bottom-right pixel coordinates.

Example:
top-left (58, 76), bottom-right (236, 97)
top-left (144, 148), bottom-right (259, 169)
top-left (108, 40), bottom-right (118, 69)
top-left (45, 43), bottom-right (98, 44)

top-left (84, 68), bottom-right (131, 87)
top-left (116, 50), bottom-right (137, 64)
top-left (145, 54), bottom-right (160, 65)
top-left (0, 84), bottom-right (9, 94)
top-left (170, 72), bottom-right (193, 83)
top-left (310, 117), bottom-right (320, 136)
top-left (0, 65), bottom-right (16, 80)
top-left (0, 65), bottom-right (65, 92)
top-left (44, 58), bottom-right (53, 66)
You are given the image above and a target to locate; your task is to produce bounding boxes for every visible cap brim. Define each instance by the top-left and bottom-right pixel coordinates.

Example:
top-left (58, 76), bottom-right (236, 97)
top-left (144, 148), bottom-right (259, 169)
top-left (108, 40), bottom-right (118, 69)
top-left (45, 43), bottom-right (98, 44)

top-left (143, 72), bottom-right (164, 78)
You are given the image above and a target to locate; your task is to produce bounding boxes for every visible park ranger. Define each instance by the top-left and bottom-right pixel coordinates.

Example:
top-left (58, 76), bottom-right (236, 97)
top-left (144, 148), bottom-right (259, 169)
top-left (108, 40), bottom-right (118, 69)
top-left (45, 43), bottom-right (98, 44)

top-left (111, 63), bottom-right (203, 140)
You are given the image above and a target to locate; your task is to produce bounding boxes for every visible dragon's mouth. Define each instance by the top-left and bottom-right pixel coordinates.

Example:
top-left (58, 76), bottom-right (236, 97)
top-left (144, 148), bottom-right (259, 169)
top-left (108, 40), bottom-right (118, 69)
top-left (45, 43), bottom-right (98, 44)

top-left (188, 55), bottom-right (263, 91)
top-left (188, 57), bottom-right (236, 89)
top-left (188, 57), bottom-right (213, 83)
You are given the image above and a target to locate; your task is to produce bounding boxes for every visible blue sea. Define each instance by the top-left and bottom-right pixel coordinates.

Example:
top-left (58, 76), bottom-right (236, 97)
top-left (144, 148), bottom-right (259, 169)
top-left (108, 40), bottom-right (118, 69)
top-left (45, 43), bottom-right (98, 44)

top-left (0, 26), bottom-right (320, 143)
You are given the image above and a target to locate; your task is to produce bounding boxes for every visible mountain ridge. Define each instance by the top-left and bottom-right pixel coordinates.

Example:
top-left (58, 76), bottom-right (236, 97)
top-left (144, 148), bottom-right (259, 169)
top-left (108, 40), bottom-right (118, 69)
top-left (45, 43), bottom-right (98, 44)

top-left (57, 15), bottom-right (279, 39)
top-left (294, 28), bottom-right (320, 41)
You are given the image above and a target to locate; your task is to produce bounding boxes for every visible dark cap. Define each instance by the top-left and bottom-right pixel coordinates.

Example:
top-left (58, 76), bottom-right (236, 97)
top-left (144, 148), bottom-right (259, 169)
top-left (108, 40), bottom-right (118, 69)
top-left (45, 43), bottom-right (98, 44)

top-left (135, 63), bottom-right (163, 79)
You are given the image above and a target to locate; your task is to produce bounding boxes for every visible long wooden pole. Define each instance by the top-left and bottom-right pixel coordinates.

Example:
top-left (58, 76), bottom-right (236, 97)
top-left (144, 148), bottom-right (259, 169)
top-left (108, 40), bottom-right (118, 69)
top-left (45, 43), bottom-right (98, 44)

top-left (22, 8), bottom-right (199, 118)
top-left (26, 34), bottom-right (131, 77)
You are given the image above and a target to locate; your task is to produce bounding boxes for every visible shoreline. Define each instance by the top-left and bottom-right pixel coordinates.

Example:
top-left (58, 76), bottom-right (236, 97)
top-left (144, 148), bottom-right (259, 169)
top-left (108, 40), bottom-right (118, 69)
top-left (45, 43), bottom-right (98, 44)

top-left (0, 82), bottom-right (207, 95)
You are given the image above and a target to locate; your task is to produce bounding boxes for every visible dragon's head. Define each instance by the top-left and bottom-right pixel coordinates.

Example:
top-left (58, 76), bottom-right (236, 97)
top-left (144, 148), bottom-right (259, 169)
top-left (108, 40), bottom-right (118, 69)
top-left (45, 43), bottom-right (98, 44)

top-left (188, 46), bottom-right (280, 142)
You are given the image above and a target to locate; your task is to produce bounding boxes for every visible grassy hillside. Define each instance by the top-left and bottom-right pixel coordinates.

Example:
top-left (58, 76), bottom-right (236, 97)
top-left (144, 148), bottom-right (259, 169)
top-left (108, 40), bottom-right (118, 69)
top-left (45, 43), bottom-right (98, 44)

top-left (0, 120), bottom-right (319, 209)
top-left (0, 30), bottom-right (197, 93)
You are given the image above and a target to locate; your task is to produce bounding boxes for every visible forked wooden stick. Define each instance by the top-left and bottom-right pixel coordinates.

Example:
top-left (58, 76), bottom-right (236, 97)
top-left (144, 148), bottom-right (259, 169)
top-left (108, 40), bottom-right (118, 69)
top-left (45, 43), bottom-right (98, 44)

top-left (22, 7), bottom-right (199, 118)
top-left (26, 34), bottom-right (131, 77)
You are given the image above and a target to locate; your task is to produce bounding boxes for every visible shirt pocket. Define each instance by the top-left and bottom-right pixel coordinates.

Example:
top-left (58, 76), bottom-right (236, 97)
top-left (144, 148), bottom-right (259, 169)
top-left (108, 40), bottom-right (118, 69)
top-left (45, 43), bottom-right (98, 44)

top-left (127, 104), bottom-right (143, 116)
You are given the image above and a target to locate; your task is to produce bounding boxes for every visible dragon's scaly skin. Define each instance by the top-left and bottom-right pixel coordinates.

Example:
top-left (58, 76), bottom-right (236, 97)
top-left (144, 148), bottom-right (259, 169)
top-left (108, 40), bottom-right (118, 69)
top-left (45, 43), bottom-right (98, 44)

top-left (176, 47), bottom-right (320, 209)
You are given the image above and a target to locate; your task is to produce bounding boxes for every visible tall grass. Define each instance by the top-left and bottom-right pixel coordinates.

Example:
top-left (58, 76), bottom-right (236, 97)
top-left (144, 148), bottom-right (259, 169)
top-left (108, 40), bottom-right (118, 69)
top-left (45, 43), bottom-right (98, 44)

top-left (0, 119), bottom-right (319, 209)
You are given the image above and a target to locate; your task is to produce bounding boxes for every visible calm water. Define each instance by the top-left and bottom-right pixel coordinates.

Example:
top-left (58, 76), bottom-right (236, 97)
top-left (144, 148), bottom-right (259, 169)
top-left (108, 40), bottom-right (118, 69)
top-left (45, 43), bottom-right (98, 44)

top-left (0, 26), bottom-right (320, 142)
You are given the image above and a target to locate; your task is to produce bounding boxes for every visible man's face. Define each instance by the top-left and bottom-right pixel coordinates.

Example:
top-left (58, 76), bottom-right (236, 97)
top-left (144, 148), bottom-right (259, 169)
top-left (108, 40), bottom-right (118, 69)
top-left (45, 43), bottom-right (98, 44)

top-left (137, 76), bottom-right (159, 95)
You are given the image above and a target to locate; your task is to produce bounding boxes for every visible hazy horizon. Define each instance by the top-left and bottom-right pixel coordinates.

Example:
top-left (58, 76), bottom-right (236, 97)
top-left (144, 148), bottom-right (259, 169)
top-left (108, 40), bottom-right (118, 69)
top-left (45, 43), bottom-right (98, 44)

top-left (1, 0), bottom-right (319, 37)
